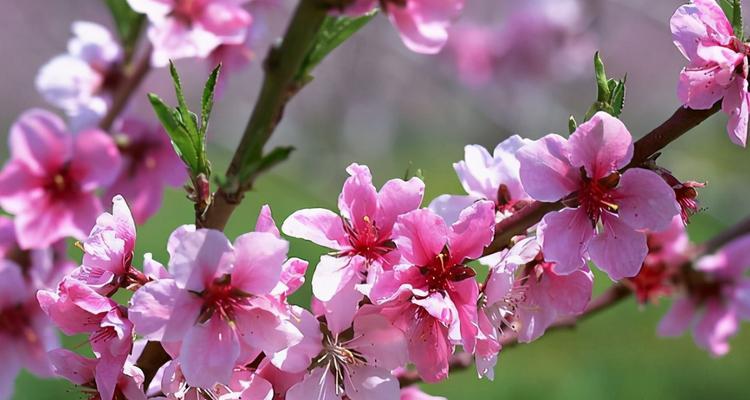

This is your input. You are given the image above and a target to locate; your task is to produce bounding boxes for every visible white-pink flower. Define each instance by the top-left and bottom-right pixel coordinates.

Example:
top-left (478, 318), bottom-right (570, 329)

top-left (35, 22), bottom-right (122, 130)
top-left (49, 349), bottom-right (147, 400)
top-left (0, 109), bottom-right (122, 249)
top-left (128, 0), bottom-right (253, 66)
top-left (671, 0), bottom-right (750, 146)
top-left (517, 112), bottom-right (680, 280)
top-left (429, 135), bottom-right (531, 225)
top-left (129, 223), bottom-right (302, 388)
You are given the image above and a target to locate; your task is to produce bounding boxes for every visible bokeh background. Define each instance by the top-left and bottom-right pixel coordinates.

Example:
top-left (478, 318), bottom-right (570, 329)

top-left (3, 0), bottom-right (750, 398)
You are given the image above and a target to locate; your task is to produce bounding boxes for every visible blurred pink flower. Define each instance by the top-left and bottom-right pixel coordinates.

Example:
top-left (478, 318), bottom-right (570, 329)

top-left (282, 163), bottom-right (424, 331)
top-left (286, 312), bottom-right (407, 400)
top-left (128, 0), bottom-right (253, 66)
top-left (128, 225), bottom-right (302, 388)
top-left (106, 118), bottom-right (186, 224)
top-left (429, 135), bottom-right (531, 225)
top-left (0, 109), bottom-right (122, 249)
top-left (35, 22), bottom-right (122, 131)
top-left (671, 0), bottom-right (750, 146)
top-left (400, 386), bottom-right (447, 400)
top-left (369, 202), bottom-right (495, 382)
top-left (344, 0), bottom-right (464, 54)
top-left (517, 112), bottom-right (679, 279)
top-left (658, 234), bottom-right (750, 356)
top-left (49, 349), bottom-right (146, 400)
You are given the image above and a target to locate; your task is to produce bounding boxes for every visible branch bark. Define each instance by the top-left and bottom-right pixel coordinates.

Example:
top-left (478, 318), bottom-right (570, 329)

top-left (99, 44), bottom-right (153, 131)
top-left (483, 103), bottom-right (722, 256)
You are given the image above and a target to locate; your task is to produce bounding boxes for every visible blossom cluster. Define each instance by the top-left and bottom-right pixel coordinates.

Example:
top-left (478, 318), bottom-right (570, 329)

top-left (2, 0), bottom-right (750, 399)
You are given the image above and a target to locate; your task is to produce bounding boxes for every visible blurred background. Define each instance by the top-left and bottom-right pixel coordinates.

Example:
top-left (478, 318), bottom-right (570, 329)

top-left (3, 0), bottom-right (750, 398)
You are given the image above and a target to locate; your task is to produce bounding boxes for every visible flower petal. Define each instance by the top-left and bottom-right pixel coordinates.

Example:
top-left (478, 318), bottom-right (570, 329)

top-left (568, 112), bottom-right (633, 178)
top-left (538, 208), bottom-right (593, 275)
top-left (588, 214), bottom-right (647, 280)
top-left (615, 168), bottom-right (679, 232)
top-left (517, 134), bottom-right (578, 202)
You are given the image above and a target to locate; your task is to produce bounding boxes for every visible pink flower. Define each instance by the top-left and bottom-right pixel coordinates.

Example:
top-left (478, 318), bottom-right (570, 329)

top-left (49, 349), bottom-right (146, 400)
top-left (658, 234), bottom-right (750, 356)
top-left (127, 0), bottom-right (253, 66)
top-left (129, 223), bottom-right (302, 388)
top-left (0, 260), bottom-right (59, 400)
top-left (517, 112), bottom-right (680, 280)
top-left (368, 201), bottom-right (495, 382)
top-left (106, 118), bottom-right (186, 223)
top-left (37, 278), bottom-right (134, 400)
top-left (286, 312), bottom-right (407, 400)
top-left (671, 0), bottom-right (750, 146)
top-left (0, 109), bottom-right (122, 249)
top-left (400, 387), bottom-right (447, 400)
top-left (429, 135), bottom-right (531, 225)
top-left (282, 163), bottom-right (424, 331)
top-left (35, 22), bottom-right (122, 131)
top-left (444, 26), bottom-right (499, 86)
top-left (343, 0), bottom-right (464, 54)
top-left (154, 361), bottom-right (273, 400)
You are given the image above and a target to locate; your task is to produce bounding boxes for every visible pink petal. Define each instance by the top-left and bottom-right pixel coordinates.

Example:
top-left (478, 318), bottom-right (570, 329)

top-left (544, 267), bottom-right (594, 317)
top-left (126, 0), bottom-right (173, 19)
top-left (450, 278), bottom-right (479, 352)
top-left (670, 2), bottom-right (711, 61)
top-left (234, 303), bottom-right (303, 356)
top-left (8, 109), bottom-right (71, 176)
top-left (70, 128), bottom-right (122, 190)
top-left (180, 317), bottom-right (240, 388)
top-left (393, 209), bottom-right (448, 266)
top-left (338, 163), bottom-right (379, 233)
top-left (694, 300), bottom-right (738, 357)
top-left (232, 231), bottom-right (288, 295)
top-left (286, 368), bottom-right (338, 400)
top-left (453, 144), bottom-right (498, 199)
top-left (198, 2), bottom-right (252, 38)
top-left (270, 307), bottom-right (323, 373)
top-left (588, 214), bottom-right (647, 280)
top-left (168, 228), bottom-right (234, 292)
top-left (376, 176), bottom-right (425, 232)
top-left (658, 296), bottom-right (697, 337)
top-left (48, 348), bottom-right (95, 384)
top-left (407, 315), bottom-right (451, 383)
top-left (697, 235), bottom-right (750, 279)
top-left (271, 257), bottom-right (309, 298)
top-left (349, 314), bottom-right (408, 370)
top-left (400, 386), bottom-right (447, 400)
top-left (722, 75), bottom-right (749, 147)
top-left (318, 275), bottom-right (363, 336)
top-left (0, 336), bottom-right (20, 400)
top-left (678, 66), bottom-right (727, 109)
top-left (129, 279), bottom-right (188, 340)
top-left (0, 160), bottom-right (42, 215)
top-left (517, 134), bottom-right (579, 202)
top-left (0, 261), bottom-right (29, 307)
top-left (732, 278), bottom-right (750, 319)
top-left (255, 205), bottom-right (281, 236)
top-left (538, 208), bottom-right (593, 275)
top-left (568, 112), bottom-right (633, 178)
top-left (344, 365), bottom-right (399, 400)
top-left (387, 0), bottom-right (463, 54)
top-left (615, 168), bottom-right (680, 231)
top-left (281, 208), bottom-right (348, 250)
top-left (428, 194), bottom-right (479, 226)
top-left (447, 200), bottom-right (495, 262)
top-left (311, 255), bottom-right (361, 302)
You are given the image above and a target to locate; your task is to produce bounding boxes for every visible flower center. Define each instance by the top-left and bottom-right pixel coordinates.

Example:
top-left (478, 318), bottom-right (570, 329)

top-left (115, 134), bottom-right (162, 177)
top-left (419, 249), bottom-right (476, 292)
top-left (317, 335), bottom-right (367, 396)
top-left (568, 168), bottom-right (620, 225)
top-left (44, 166), bottom-right (80, 200)
top-left (197, 274), bottom-right (249, 323)
top-left (341, 216), bottom-right (394, 261)
top-left (0, 304), bottom-right (33, 338)
top-left (171, 0), bottom-right (205, 25)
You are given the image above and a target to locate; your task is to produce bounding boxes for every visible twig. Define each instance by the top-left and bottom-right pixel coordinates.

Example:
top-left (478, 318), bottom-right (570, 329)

top-left (483, 103), bottom-right (722, 256)
top-left (99, 44), bottom-right (153, 131)
top-left (135, 341), bottom-right (171, 389)
top-left (696, 215), bottom-right (750, 256)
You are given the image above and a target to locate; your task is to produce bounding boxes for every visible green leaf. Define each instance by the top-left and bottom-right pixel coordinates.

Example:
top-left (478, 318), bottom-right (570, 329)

top-left (584, 52), bottom-right (627, 120)
top-left (593, 52), bottom-right (610, 102)
top-left (568, 115), bottom-right (578, 134)
top-left (148, 93), bottom-right (199, 172)
top-left (718, 0), bottom-right (743, 39)
top-left (610, 76), bottom-right (627, 117)
top-left (201, 64), bottom-right (221, 136)
top-left (297, 10), bottom-right (377, 81)
top-left (168, 61), bottom-right (200, 140)
top-left (102, 0), bottom-right (145, 60)
top-left (239, 146), bottom-right (295, 183)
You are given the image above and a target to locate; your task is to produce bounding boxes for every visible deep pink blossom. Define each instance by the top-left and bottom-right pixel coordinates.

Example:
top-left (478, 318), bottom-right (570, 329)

top-left (430, 135), bottom-right (531, 225)
top-left (671, 0), bottom-right (750, 146)
top-left (517, 112), bottom-right (680, 279)
top-left (283, 163), bottom-right (424, 330)
top-left (400, 387), bottom-right (447, 400)
top-left (37, 278), bottom-right (133, 400)
top-left (127, 0), bottom-right (253, 66)
top-left (343, 0), bottom-right (464, 54)
top-left (286, 311), bottom-right (407, 400)
top-left (35, 22), bottom-right (122, 130)
top-left (107, 118), bottom-right (186, 223)
top-left (0, 109), bottom-right (122, 249)
top-left (153, 361), bottom-right (273, 400)
top-left (129, 222), bottom-right (302, 388)
top-left (49, 349), bottom-right (146, 400)
top-left (658, 234), bottom-right (750, 356)
top-left (368, 201), bottom-right (495, 382)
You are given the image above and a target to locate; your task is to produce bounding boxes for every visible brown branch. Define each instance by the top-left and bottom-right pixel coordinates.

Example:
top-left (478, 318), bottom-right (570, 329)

top-left (98, 45), bottom-right (153, 132)
top-left (696, 215), bottom-right (750, 256)
top-left (135, 341), bottom-right (171, 389)
top-left (483, 103), bottom-right (722, 256)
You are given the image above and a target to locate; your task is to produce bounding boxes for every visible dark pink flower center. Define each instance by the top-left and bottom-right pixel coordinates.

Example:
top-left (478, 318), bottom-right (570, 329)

top-left (197, 275), bottom-right (249, 323)
top-left (0, 304), bottom-right (32, 338)
top-left (341, 216), bottom-right (394, 261)
top-left (44, 166), bottom-right (81, 201)
top-left (171, 0), bottom-right (206, 24)
top-left (567, 169), bottom-right (620, 225)
top-left (116, 136), bottom-right (162, 178)
top-left (419, 249), bottom-right (476, 293)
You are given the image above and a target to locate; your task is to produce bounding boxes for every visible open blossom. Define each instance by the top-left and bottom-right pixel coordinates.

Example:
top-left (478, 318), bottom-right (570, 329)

top-left (35, 22), bottom-right (122, 130)
top-left (343, 0), bottom-right (464, 54)
top-left (671, 0), bottom-right (750, 146)
top-left (152, 361), bottom-right (273, 400)
top-left (49, 349), bottom-right (146, 400)
top-left (282, 163), bottom-right (424, 332)
top-left (37, 278), bottom-right (134, 400)
top-left (286, 311), bottom-right (407, 400)
top-left (429, 135), bottom-right (531, 225)
top-left (517, 112), bottom-right (680, 280)
top-left (127, 0), bottom-right (252, 67)
top-left (0, 109), bottom-right (122, 249)
top-left (107, 118), bottom-right (186, 223)
top-left (658, 234), bottom-right (750, 356)
top-left (129, 222), bottom-right (302, 388)
top-left (369, 202), bottom-right (495, 382)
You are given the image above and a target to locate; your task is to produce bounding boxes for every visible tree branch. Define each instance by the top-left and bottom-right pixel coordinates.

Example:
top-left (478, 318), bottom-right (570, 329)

top-left (198, 0), bottom-right (328, 229)
top-left (483, 103), bottom-right (722, 256)
top-left (135, 341), bottom-right (171, 389)
top-left (99, 44), bottom-right (153, 131)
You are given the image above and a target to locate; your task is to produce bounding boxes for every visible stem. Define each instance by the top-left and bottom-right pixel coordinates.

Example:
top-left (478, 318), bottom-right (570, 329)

top-left (99, 44), bottom-right (153, 132)
top-left (483, 103), bottom-right (722, 256)
top-left (135, 341), bottom-right (171, 389)
top-left (199, 0), bottom-right (328, 229)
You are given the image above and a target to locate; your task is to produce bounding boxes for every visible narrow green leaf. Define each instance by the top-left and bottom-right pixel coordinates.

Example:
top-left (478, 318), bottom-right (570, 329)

top-left (201, 64), bottom-right (222, 136)
top-left (102, 0), bottom-right (144, 60)
top-left (239, 146), bottom-right (295, 183)
top-left (148, 93), bottom-right (199, 173)
top-left (168, 61), bottom-right (200, 140)
top-left (568, 115), bottom-right (578, 134)
top-left (593, 52), bottom-right (610, 102)
top-left (610, 77), bottom-right (627, 117)
top-left (733, 0), bottom-right (743, 40)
